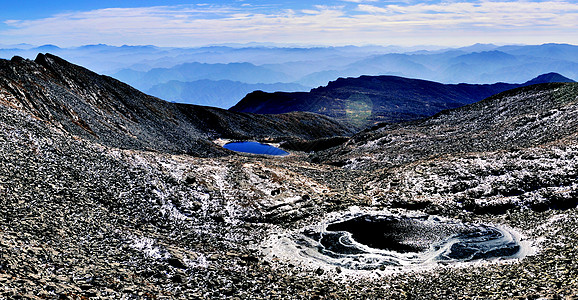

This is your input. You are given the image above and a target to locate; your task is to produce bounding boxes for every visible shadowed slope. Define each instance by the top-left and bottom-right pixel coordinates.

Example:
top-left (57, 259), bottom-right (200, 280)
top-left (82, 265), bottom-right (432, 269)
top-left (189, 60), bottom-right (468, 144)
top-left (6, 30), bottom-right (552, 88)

top-left (0, 54), bottom-right (353, 157)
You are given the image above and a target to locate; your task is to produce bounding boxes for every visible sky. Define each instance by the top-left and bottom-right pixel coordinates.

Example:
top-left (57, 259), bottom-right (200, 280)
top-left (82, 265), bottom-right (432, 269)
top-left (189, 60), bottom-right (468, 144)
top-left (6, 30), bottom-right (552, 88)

top-left (1, 0), bottom-right (577, 47)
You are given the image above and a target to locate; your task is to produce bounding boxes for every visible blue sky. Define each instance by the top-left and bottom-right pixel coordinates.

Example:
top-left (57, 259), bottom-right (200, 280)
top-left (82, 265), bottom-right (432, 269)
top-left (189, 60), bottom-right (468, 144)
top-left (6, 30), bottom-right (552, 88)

top-left (1, 0), bottom-right (577, 47)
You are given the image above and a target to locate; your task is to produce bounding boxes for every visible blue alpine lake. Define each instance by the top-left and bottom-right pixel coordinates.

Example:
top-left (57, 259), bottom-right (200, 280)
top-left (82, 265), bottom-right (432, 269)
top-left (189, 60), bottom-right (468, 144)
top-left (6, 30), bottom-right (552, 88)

top-left (223, 141), bottom-right (289, 156)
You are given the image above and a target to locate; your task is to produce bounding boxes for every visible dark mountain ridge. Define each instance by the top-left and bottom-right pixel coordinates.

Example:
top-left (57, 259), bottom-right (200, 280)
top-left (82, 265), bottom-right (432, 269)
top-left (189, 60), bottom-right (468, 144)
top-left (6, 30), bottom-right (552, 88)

top-left (231, 73), bottom-right (575, 128)
top-left (0, 54), bottom-right (353, 157)
top-left (315, 82), bottom-right (578, 170)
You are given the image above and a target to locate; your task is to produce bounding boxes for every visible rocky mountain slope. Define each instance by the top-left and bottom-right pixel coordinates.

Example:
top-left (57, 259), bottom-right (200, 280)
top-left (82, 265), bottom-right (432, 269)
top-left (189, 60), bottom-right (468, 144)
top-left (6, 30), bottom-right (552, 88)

top-left (1, 54), bottom-right (578, 299)
top-left (231, 73), bottom-right (574, 127)
top-left (314, 82), bottom-right (578, 213)
top-left (0, 54), bottom-right (353, 157)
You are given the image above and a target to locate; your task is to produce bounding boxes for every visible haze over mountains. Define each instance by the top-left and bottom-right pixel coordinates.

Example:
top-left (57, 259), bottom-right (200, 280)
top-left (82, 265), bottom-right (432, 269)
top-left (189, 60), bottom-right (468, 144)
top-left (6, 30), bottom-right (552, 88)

top-left (146, 80), bottom-right (309, 108)
top-left (2, 43), bottom-right (577, 109)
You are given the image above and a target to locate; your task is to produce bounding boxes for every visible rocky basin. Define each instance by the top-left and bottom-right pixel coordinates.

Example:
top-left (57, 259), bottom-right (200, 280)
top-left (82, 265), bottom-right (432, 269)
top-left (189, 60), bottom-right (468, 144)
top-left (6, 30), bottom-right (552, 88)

top-left (263, 209), bottom-right (529, 274)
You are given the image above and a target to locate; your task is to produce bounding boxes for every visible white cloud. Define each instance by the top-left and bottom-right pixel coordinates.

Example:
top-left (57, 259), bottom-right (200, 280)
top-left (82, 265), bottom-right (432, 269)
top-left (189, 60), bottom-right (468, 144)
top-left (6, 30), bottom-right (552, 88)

top-left (357, 4), bottom-right (391, 13)
top-left (1, 1), bottom-right (578, 47)
top-left (341, 0), bottom-right (379, 3)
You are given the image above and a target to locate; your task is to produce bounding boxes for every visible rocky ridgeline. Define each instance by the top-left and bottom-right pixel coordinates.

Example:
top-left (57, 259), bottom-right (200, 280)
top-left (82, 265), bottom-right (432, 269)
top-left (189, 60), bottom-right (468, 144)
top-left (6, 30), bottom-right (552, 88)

top-left (1, 55), bottom-right (578, 299)
top-left (317, 83), bottom-right (578, 167)
top-left (230, 73), bottom-right (574, 128)
top-left (0, 54), bottom-right (353, 157)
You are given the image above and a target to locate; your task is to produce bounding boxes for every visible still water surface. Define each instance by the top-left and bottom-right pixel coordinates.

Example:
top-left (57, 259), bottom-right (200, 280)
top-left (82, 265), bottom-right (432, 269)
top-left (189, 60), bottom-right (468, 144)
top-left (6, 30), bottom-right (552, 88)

top-left (223, 141), bottom-right (289, 156)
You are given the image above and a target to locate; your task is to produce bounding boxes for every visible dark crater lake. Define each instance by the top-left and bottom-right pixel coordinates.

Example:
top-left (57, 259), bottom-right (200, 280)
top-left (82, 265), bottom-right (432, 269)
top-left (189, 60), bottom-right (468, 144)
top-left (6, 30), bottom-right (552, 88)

top-left (294, 213), bottom-right (524, 270)
top-left (223, 142), bottom-right (289, 156)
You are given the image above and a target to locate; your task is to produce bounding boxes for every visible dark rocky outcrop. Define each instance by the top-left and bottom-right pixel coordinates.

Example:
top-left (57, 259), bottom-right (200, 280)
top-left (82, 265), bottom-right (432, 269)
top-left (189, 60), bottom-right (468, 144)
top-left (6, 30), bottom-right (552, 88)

top-left (230, 73), bottom-right (574, 128)
top-left (279, 136), bottom-right (350, 152)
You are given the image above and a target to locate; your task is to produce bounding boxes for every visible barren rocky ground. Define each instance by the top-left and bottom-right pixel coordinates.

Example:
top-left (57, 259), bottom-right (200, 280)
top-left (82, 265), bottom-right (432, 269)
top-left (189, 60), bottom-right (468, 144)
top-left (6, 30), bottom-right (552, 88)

top-left (0, 55), bottom-right (577, 299)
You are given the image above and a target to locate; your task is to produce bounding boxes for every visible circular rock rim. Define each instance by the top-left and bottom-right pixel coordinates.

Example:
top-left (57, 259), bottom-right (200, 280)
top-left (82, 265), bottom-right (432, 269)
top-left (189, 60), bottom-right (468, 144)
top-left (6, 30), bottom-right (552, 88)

top-left (261, 208), bottom-right (532, 276)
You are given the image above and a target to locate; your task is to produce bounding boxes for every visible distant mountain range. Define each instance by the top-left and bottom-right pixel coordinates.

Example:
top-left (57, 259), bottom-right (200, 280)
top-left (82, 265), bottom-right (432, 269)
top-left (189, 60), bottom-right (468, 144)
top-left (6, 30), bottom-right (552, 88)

top-left (2, 43), bottom-right (577, 109)
top-left (147, 80), bottom-right (309, 109)
top-left (297, 47), bottom-right (578, 87)
top-left (230, 73), bottom-right (575, 128)
top-left (113, 62), bottom-right (294, 91)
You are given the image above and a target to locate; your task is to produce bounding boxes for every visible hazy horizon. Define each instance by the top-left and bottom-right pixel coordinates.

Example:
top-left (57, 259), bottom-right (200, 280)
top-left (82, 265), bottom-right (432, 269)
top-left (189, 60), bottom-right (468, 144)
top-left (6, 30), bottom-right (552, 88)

top-left (2, 41), bottom-right (572, 50)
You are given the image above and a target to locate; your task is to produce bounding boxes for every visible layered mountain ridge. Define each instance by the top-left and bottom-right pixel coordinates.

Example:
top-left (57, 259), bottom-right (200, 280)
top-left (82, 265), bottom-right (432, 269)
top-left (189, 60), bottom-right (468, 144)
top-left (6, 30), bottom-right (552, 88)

top-left (146, 79), bottom-right (309, 109)
top-left (231, 73), bottom-right (574, 127)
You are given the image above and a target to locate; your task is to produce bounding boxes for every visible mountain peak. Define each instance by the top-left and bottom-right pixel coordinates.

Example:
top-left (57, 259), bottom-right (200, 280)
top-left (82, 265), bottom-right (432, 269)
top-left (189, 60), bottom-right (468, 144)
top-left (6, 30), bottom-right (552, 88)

top-left (524, 72), bottom-right (575, 86)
